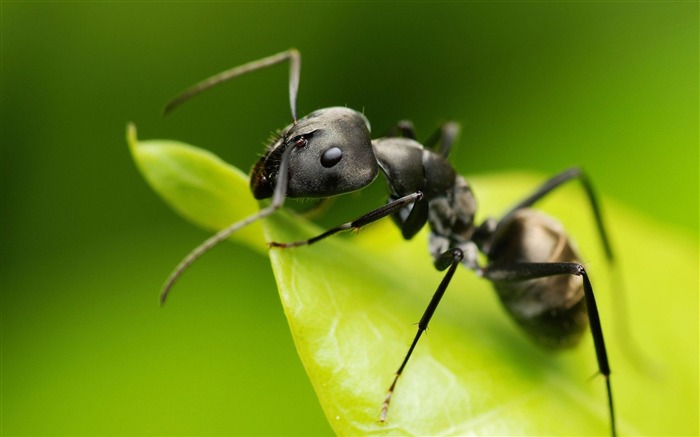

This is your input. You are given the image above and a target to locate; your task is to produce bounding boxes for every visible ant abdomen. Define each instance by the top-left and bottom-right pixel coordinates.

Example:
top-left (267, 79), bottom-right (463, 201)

top-left (488, 208), bottom-right (589, 348)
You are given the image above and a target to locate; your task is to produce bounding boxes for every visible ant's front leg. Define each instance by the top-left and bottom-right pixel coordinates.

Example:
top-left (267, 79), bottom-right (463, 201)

top-left (386, 120), bottom-right (460, 158)
top-left (386, 120), bottom-right (418, 139)
top-left (423, 121), bottom-right (460, 158)
top-left (268, 192), bottom-right (423, 248)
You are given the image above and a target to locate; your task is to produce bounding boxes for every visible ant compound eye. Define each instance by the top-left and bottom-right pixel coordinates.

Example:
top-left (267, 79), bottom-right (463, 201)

top-left (320, 147), bottom-right (343, 168)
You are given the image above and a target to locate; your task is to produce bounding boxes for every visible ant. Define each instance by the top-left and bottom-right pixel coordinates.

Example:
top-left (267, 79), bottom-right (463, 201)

top-left (160, 49), bottom-right (616, 436)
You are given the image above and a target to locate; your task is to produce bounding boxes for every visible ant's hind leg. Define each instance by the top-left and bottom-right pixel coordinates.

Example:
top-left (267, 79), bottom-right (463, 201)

top-left (497, 167), bottom-right (613, 260)
top-left (483, 262), bottom-right (616, 436)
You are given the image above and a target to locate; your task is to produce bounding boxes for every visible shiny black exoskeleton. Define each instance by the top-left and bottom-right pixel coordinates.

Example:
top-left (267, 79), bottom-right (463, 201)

top-left (161, 49), bottom-right (617, 436)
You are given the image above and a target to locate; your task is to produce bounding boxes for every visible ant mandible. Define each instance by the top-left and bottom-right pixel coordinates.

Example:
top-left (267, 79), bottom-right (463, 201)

top-left (160, 49), bottom-right (616, 436)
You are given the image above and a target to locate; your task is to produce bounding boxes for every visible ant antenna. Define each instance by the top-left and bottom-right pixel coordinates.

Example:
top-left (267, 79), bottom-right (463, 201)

top-left (163, 49), bottom-right (301, 122)
top-left (159, 49), bottom-right (302, 305)
top-left (160, 145), bottom-right (295, 305)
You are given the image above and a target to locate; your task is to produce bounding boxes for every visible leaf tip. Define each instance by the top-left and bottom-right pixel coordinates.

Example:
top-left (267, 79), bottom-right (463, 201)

top-left (126, 122), bottom-right (138, 154)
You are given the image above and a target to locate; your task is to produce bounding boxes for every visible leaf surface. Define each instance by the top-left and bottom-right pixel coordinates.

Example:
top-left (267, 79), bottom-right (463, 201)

top-left (129, 125), bottom-right (698, 435)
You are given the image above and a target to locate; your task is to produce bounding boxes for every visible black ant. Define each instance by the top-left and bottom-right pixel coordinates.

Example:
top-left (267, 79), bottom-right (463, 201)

top-left (160, 49), bottom-right (616, 436)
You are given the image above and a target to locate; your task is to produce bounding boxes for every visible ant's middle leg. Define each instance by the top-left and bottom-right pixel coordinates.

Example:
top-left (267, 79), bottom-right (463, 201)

top-left (380, 247), bottom-right (464, 422)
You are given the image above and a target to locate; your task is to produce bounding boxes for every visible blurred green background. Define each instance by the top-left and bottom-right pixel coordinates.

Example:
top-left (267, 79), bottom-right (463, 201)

top-left (2, 2), bottom-right (697, 436)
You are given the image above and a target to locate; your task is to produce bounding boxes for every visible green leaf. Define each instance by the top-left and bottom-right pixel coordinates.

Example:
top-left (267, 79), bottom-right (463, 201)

top-left (127, 123), bottom-right (265, 252)
top-left (129, 125), bottom-right (698, 435)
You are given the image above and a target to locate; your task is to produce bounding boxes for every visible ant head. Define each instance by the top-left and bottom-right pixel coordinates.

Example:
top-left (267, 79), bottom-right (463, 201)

top-left (251, 107), bottom-right (378, 199)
